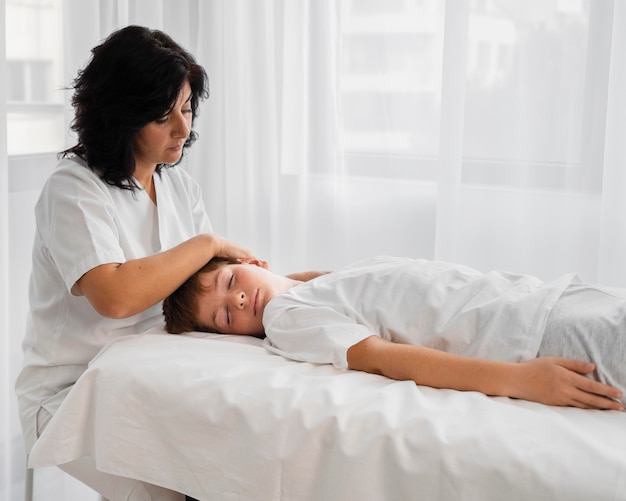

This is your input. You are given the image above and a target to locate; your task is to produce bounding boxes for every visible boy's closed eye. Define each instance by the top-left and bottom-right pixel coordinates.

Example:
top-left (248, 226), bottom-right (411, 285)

top-left (227, 272), bottom-right (234, 291)
top-left (213, 307), bottom-right (228, 330)
top-left (215, 269), bottom-right (236, 329)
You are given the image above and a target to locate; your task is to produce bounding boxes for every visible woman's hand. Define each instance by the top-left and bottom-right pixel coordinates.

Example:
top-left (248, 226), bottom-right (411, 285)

top-left (76, 233), bottom-right (259, 319)
top-left (511, 357), bottom-right (624, 411)
top-left (208, 234), bottom-right (257, 261)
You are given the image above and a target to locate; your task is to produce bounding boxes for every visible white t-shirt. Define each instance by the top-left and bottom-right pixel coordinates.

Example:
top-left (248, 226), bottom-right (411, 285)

top-left (16, 157), bottom-right (212, 451)
top-left (263, 256), bottom-right (577, 369)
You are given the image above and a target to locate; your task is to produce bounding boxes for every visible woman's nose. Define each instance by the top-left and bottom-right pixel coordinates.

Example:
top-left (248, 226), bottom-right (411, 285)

top-left (172, 112), bottom-right (190, 138)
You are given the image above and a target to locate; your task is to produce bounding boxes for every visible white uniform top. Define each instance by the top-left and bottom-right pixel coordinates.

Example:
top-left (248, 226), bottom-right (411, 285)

top-left (15, 157), bottom-right (212, 451)
top-left (263, 256), bottom-right (577, 369)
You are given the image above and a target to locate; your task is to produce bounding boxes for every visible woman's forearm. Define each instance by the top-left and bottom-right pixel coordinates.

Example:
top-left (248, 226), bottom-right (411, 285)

top-left (76, 233), bottom-right (252, 318)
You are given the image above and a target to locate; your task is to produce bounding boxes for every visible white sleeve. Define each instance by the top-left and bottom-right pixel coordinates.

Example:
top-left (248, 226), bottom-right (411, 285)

top-left (263, 305), bottom-right (376, 369)
top-left (36, 165), bottom-right (125, 293)
top-left (184, 169), bottom-right (213, 235)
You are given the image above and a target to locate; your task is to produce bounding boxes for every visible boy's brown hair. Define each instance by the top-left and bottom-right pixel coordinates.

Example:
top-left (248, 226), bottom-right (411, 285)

top-left (163, 257), bottom-right (240, 334)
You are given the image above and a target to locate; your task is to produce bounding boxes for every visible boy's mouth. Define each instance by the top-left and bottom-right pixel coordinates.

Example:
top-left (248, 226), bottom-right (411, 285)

top-left (253, 289), bottom-right (259, 316)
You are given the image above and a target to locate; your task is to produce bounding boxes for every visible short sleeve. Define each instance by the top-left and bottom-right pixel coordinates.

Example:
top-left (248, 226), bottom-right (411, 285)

top-left (35, 160), bottom-right (126, 293)
top-left (263, 304), bottom-right (375, 369)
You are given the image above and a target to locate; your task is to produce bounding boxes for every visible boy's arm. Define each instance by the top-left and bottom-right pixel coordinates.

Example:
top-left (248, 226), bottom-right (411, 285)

top-left (286, 270), bottom-right (331, 282)
top-left (347, 336), bottom-right (624, 411)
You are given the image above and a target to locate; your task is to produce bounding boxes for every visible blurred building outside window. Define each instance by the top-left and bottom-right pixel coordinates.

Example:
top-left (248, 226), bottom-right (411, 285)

top-left (6, 0), bottom-right (64, 156)
top-left (338, 0), bottom-right (592, 190)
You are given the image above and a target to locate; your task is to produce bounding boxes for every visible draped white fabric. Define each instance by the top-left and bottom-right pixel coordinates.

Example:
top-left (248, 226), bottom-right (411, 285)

top-left (4, 0), bottom-right (626, 499)
top-left (1, 3), bottom-right (11, 500)
top-left (194, 0), bottom-right (626, 284)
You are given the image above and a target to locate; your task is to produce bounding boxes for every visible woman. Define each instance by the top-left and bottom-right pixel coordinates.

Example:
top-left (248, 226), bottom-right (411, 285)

top-left (15, 25), bottom-right (252, 500)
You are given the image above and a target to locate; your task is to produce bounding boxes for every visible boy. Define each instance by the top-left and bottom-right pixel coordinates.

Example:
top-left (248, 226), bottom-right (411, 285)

top-left (163, 255), bottom-right (625, 411)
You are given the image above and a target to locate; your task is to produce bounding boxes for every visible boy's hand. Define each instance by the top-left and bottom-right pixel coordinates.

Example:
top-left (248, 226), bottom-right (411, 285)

top-left (513, 357), bottom-right (624, 411)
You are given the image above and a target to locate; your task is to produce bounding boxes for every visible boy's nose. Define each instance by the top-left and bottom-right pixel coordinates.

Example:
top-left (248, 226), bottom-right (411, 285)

top-left (232, 291), bottom-right (247, 309)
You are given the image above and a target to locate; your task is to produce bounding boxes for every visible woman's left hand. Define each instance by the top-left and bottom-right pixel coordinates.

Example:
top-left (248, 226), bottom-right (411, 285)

top-left (76, 233), bottom-right (259, 319)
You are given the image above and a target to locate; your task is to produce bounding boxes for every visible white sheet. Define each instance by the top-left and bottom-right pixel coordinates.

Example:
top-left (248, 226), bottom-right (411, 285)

top-left (29, 327), bottom-right (626, 500)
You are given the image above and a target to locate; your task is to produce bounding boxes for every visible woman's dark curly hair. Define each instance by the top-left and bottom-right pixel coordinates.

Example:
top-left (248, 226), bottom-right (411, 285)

top-left (60, 25), bottom-right (209, 190)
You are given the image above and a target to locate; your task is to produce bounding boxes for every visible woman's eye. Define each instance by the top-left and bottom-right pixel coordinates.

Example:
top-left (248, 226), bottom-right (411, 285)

top-left (228, 274), bottom-right (234, 290)
top-left (182, 108), bottom-right (193, 115)
top-left (226, 308), bottom-right (231, 325)
top-left (155, 116), bottom-right (168, 124)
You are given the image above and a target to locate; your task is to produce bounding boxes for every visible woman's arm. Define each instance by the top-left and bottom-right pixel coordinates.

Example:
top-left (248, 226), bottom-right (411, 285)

top-left (347, 336), bottom-right (624, 410)
top-left (76, 233), bottom-right (254, 319)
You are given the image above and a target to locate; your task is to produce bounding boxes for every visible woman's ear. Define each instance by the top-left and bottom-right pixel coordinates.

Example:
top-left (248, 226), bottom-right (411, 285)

top-left (237, 258), bottom-right (269, 269)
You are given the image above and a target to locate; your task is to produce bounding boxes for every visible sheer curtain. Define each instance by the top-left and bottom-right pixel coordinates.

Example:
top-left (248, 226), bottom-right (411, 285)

top-left (598, 0), bottom-right (626, 285)
top-left (193, 0), bottom-right (626, 285)
top-left (193, 0), bottom-right (350, 274)
top-left (5, 1), bottom-right (626, 500)
top-left (2, 2), bottom-right (11, 501)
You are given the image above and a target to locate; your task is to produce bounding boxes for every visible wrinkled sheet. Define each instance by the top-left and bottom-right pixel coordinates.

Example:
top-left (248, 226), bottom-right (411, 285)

top-left (29, 327), bottom-right (626, 501)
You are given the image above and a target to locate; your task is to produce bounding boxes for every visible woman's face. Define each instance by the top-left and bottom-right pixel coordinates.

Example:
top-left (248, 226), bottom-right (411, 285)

top-left (133, 80), bottom-right (193, 170)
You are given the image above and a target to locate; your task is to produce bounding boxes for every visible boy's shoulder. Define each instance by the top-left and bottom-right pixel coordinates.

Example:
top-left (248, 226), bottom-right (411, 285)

top-left (295, 256), bottom-right (417, 288)
top-left (334, 255), bottom-right (417, 276)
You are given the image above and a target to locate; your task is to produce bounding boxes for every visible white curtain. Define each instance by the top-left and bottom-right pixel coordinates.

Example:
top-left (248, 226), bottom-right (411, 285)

top-left (193, 0), bottom-right (626, 285)
top-left (193, 0), bottom-right (350, 274)
top-left (2, 2), bottom-right (11, 500)
top-left (598, 0), bottom-right (626, 285)
top-left (5, 1), bottom-right (626, 500)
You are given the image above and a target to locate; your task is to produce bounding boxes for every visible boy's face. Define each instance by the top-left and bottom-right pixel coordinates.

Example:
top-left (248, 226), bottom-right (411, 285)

top-left (195, 262), bottom-right (289, 335)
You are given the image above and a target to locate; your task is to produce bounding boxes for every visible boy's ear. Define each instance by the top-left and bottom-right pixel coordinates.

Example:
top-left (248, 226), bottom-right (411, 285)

top-left (237, 258), bottom-right (269, 269)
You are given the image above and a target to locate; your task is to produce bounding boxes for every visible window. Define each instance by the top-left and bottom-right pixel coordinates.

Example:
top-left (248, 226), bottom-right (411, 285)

top-left (463, 1), bottom-right (589, 165)
top-left (340, 0), bottom-right (445, 161)
top-left (338, 0), bottom-right (598, 191)
top-left (6, 0), bottom-right (65, 155)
